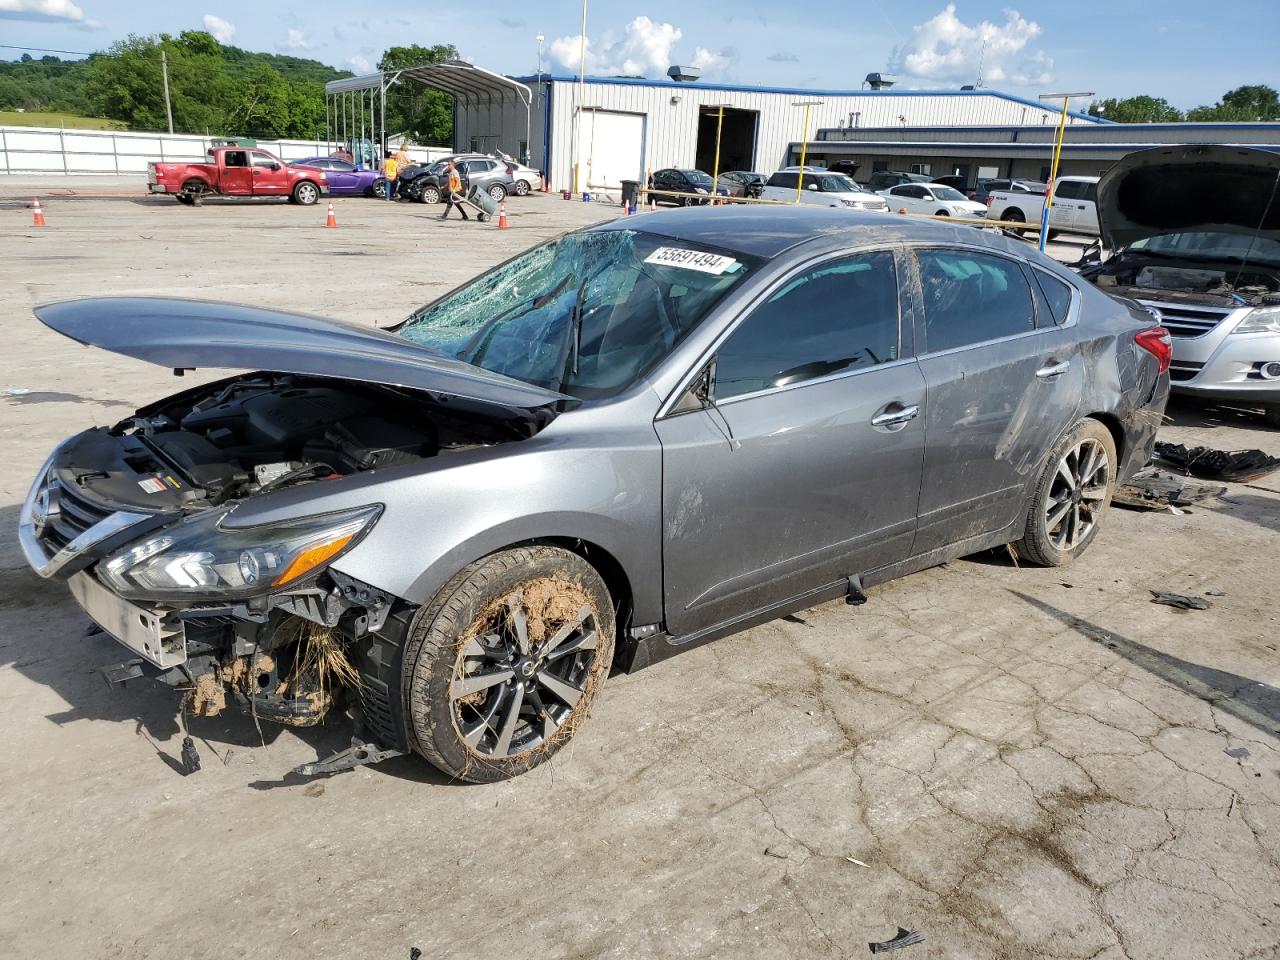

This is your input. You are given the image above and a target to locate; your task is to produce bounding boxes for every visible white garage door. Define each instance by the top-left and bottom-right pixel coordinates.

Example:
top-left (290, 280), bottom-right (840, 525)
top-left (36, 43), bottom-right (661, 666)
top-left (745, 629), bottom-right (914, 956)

top-left (583, 110), bottom-right (644, 188)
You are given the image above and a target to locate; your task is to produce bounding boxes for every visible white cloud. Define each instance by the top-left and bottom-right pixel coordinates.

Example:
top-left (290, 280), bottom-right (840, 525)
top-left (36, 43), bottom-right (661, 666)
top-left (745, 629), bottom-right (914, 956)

top-left (549, 15), bottom-right (727, 78)
top-left (889, 4), bottom-right (1053, 87)
top-left (347, 54), bottom-right (370, 73)
top-left (201, 14), bottom-right (235, 44)
top-left (0, 0), bottom-right (91, 23)
top-left (280, 28), bottom-right (312, 51)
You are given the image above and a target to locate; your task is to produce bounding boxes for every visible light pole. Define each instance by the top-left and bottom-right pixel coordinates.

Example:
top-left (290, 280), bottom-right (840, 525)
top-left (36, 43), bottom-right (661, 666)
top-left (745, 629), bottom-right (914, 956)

top-left (536, 33), bottom-right (544, 80)
top-left (160, 49), bottom-right (174, 134)
top-left (572, 0), bottom-right (588, 195)
top-left (707, 102), bottom-right (732, 197)
top-left (792, 100), bottom-right (823, 202)
top-left (1037, 91), bottom-right (1093, 252)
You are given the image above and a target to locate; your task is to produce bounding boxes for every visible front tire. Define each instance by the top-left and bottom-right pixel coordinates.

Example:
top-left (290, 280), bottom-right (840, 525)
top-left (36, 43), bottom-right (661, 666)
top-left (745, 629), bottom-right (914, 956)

top-left (1262, 404), bottom-right (1280, 429)
top-left (403, 546), bottom-right (616, 783)
top-left (420, 184), bottom-right (441, 204)
top-left (292, 181), bottom-right (320, 205)
top-left (1014, 419), bottom-right (1117, 566)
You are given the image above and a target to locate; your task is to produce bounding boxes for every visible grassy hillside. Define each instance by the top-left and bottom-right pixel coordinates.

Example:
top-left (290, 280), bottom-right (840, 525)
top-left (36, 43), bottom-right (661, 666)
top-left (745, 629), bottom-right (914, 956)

top-left (0, 110), bottom-right (125, 129)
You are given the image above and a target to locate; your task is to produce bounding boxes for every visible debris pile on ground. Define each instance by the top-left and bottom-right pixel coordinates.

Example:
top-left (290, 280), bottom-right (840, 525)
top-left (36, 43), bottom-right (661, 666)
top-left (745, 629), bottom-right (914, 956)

top-left (1150, 590), bottom-right (1213, 610)
top-left (1114, 466), bottom-right (1227, 511)
top-left (1153, 441), bottom-right (1280, 482)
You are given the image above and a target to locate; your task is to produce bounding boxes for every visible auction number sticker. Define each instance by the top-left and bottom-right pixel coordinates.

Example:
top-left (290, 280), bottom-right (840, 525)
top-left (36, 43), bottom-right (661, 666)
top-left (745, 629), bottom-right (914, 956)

top-left (644, 247), bottom-right (738, 275)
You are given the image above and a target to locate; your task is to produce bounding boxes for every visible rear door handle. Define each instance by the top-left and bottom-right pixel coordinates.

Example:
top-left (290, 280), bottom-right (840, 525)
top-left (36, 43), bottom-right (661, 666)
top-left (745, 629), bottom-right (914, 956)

top-left (871, 403), bottom-right (920, 427)
top-left (1036, 360), bottom-right (1070, 379)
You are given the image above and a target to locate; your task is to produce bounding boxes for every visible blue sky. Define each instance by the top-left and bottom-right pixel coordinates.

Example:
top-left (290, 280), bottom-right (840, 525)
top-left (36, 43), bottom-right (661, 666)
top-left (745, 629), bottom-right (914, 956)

top-left (2, 0), bottom-right (1274, 109)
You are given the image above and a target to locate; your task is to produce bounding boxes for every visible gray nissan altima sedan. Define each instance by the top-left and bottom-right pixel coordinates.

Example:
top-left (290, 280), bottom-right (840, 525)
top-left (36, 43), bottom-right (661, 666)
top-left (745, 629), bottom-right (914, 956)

top-left (20, 206), bottom-right (1171, 782)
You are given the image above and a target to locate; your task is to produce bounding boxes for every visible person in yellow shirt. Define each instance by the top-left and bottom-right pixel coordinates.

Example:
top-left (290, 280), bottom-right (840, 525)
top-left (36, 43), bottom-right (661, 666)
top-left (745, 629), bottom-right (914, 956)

top-left (382, 151), bottom-right (399, 201)
top-left (395, 143), bottom-right (411, 171)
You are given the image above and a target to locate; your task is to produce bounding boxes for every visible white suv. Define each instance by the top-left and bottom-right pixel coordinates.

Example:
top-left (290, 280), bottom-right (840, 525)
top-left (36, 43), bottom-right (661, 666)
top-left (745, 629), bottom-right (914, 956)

top-left (761, 171), bottom-right (889, 212)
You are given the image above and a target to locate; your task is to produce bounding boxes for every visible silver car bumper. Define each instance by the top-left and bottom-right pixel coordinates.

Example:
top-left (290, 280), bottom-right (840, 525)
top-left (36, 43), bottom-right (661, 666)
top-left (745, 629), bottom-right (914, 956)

top-left (1138, 300), bottom-right (1280, 406)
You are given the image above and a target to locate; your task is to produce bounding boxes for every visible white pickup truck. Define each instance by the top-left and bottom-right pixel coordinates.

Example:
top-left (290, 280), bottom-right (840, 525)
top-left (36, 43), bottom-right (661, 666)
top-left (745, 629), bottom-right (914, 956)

top-left (986, 175), bottom-right (1100, 238)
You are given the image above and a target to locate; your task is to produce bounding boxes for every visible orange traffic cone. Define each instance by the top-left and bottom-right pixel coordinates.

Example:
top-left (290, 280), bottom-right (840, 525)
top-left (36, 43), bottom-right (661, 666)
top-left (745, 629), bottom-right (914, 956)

top-left (324, 202), bottom-right (337, 228)
top-left (897, 207), bottom-right (908, 215)
top-left (497, 201), bottom-right (508, 229)
top-left (31, 196), bottom-right (46, 227)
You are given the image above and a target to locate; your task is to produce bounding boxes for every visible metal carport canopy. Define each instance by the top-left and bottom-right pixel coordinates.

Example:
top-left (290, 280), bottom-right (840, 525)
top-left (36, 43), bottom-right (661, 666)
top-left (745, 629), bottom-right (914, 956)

top-left (325, 61), bottom-right (532, 152)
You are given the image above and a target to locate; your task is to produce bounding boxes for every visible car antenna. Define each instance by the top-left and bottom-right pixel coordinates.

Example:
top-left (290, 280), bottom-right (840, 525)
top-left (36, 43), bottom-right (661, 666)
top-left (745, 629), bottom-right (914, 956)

top-left (1228, 166), bottom-right (1280, 295)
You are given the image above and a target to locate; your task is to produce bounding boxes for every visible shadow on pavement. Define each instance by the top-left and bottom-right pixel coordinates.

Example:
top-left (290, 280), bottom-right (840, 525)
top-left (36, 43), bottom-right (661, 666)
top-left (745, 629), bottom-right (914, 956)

top-left (1010, 589), bottom-right (1280, 738)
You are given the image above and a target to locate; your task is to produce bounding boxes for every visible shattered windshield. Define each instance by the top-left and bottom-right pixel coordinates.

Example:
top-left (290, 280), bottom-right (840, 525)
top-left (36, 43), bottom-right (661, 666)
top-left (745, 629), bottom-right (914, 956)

top-left (397, 229), bottom-right (758, 398)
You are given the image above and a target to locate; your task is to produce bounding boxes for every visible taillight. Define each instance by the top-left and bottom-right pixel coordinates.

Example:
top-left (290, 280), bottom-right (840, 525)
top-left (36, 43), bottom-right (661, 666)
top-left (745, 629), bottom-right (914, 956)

top-left (985, 195), bottom-right (994, 207)
top-left (506, 165), bottom-right (515, 174)
top-left (1135, 326), bottom-right (1172, 374)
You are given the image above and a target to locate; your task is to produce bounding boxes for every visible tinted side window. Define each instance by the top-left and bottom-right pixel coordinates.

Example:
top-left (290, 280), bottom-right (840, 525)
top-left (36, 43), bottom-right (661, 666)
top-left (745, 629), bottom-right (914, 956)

top-left (917, 250), bottom-right (1035, 352)
top-left (1054, 180), bottom-right (1081, 201)
top-left (767, 172), bottom-right (797, 189)
top-left (1033, 269), bottom-right (1074, 325)
top-left (715, 252), bottom-right (900, 400)
top-left (1081, 182), bottom-right (1098, 203)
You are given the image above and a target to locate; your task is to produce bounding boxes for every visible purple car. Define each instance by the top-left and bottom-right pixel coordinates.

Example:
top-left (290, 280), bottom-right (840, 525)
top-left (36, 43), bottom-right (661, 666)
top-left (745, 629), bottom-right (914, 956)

top-left (289, 157), bottom-right (380, 197)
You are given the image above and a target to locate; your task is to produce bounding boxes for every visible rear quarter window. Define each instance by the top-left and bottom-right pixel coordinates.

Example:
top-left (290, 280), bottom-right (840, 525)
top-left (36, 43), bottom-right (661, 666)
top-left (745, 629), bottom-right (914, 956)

top-left (1033, 269), bottom-right (1074, 325)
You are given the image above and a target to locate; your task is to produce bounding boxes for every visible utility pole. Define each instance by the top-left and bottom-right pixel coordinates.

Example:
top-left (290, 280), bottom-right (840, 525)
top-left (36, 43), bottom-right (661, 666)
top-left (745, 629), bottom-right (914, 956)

top-left (160, 49), bottom-right (174, 134)
top-left (1036, 91), bottom-right (1094, 252)
top-left (792, 100), bottom-right (823, 202)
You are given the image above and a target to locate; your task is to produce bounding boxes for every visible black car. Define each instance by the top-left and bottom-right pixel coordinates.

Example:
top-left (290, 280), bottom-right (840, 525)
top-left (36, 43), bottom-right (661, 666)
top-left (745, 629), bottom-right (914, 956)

top-left (647, 168), bottom-right (730, 205)
top-left (717, 170), bottom-right (766, 199)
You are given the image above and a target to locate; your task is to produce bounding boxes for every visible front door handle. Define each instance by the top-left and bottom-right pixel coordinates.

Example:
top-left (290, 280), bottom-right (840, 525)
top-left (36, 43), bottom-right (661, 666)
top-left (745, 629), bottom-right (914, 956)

top-left (871, 403), bottom-right (920, 427)
top-left (1036, 360), bottom-right (1071, 379)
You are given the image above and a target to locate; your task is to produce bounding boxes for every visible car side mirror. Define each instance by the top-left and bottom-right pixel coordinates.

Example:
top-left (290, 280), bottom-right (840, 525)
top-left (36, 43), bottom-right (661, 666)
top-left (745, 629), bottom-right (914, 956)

top-left (807, 183), bottom-right (818, 191)
top-left (270, 163), bottom-right (280, 171)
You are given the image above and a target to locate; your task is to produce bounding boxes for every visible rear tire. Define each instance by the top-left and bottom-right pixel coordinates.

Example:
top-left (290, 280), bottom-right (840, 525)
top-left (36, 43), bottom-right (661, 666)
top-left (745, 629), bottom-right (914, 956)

top-left (514, 179), bottom-right (531, 196)
top-left (403, 545), bottom-right (615, 783)
top-left (1262, 405), bottom-right (1280, 429)
top-left (1014, 419), bottom-right (1117, 567)
top-left (1001, 209), bottom-right (1025, 235)
top-left (487, 183), bottom-right (508, 202)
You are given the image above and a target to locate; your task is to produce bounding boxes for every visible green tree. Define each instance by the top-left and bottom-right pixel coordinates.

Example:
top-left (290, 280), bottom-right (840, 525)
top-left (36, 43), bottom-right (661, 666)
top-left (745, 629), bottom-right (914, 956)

top-left (377, 44), bottom-right (459, 144)
top-left (1088, 95), bottom-right (1182, 123)
top-left (1185, 102), bottom-right (1255, 122)
top-left (1220, 84), bottom-right (1280, 120)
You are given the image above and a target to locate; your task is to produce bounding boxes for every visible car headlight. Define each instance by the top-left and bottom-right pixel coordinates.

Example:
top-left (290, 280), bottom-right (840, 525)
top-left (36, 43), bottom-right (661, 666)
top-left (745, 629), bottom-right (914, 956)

top-left (695, 187), bottom-right (708, 194)
top-left (101, 504), bottom-right (382, 600)
top-left (1233, 306), bottom-right (1280, 335)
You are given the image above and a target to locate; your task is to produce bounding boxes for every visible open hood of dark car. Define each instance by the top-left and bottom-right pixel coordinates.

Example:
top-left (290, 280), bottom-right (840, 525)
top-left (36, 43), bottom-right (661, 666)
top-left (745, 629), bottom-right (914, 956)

top-left (34, 297), bottom-right (569, 409)
top-left (1097, 144), bottom-right (1280, 252)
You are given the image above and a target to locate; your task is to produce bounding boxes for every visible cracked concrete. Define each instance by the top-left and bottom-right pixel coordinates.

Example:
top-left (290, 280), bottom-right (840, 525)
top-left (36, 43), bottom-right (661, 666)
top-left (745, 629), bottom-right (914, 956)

top-left (1, 189), bottom-right (1278, 960)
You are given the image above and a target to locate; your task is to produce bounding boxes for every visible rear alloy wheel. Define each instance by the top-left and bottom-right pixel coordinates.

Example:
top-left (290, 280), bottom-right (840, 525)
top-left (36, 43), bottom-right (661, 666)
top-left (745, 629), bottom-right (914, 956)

top-left (487, 183), bottom-right (508, 202)
top-left (513, 179), bottom-right (531, 196)
top-left (1001, 209), bottom-right (1025, 234)
top-left (1015, 419), bottom-right (1117, 566)
top-left (404, 546), bottom-right (615, 782)
top-left (420, 184), bottom-right (441, 204)
top-left (293, 181), bottom-right (320, 205)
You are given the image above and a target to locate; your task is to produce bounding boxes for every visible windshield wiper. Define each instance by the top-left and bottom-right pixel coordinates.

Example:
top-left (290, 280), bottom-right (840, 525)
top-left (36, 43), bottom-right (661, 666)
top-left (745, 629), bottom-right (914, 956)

top-left (569, 276), bottom-right (588, 377)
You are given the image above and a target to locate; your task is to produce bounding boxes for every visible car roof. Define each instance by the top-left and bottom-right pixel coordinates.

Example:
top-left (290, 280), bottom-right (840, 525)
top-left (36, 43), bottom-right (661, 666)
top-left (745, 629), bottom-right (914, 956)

top-left (590, 204), bottom-right (1034, 260)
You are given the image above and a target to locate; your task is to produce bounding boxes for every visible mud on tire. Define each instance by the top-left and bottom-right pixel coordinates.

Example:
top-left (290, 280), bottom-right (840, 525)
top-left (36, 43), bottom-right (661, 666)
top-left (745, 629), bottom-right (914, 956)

top-left (403, 545), bottom-right (615, 782)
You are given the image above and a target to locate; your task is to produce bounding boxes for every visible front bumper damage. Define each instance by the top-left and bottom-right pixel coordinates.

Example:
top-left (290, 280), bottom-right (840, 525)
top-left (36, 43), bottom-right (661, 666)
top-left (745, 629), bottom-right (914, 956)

top-left (20, 446), bottom-right (415, 774)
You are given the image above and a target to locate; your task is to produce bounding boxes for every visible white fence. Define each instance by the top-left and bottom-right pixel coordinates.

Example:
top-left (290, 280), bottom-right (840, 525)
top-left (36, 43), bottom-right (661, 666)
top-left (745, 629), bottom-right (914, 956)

top-left (0, 125), bottom-right (450, 175)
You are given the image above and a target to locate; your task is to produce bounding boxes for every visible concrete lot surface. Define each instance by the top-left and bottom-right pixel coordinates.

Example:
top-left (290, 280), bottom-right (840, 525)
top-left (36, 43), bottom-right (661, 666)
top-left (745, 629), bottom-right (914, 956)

top-left (2, 187), bottom-right (1279, 960)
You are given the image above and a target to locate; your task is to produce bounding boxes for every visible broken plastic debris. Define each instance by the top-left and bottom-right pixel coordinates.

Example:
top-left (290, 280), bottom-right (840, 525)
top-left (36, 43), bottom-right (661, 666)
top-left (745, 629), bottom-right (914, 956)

top-left (869, 927), bottom-right (925, 953)
top-left (1149, 590), bottom-right (1212, 610)
top-left (3, 387), bottom-right (30, 396)
top-left (1153, 441), bottom-right (1280, 483)
top-left (763, 847), bottom-right (789, 859)
top-left (845, 857), bottom-right (869, 867)
top-left (1113, 466), bottom-right (1226, 511)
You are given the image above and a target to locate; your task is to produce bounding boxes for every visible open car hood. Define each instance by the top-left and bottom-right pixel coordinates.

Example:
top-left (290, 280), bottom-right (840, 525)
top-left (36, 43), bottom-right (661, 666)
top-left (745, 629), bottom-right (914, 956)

top-left (1097, 144), bottom-right (1280, 252)
top-left (34, 297), bottom-right (569, 409)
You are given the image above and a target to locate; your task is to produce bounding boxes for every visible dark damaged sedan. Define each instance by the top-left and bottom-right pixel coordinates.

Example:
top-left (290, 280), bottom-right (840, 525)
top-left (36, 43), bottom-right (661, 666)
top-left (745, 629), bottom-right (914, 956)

top-left (20, 207), bottom-right (1170, 782)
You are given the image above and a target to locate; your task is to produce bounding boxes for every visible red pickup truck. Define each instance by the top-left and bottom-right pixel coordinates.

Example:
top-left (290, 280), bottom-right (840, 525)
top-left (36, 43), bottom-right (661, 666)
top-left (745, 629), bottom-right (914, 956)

top-left (148, 146), bottom-right (329, 206)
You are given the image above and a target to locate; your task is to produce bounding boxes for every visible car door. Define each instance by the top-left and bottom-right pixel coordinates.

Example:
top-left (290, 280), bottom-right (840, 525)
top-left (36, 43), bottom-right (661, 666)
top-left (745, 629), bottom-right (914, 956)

top-left (1076, 181), bottom-right (1099, 234)
top-left (219, 150), bottom-right (252, 194)
top-left (1048, 180), bottom-right (1080, 232)
top-left (250, 150), bottom-right (289, 196)
top-left (906, 246), bottom-right (1085, 554)
top-left (656, 249), bottom-right (927, 637)
top-left (325, 159), bottom-right (358, 192)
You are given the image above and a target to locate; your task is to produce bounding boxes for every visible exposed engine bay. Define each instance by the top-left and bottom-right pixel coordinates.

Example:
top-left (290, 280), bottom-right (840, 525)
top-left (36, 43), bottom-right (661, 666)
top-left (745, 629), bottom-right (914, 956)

top-left (1084, 253), bottom-right (1280, 307)
top-left (66, 372), bottom-right (541, 512)
top-left (49, 373), bottom-right (550, 767)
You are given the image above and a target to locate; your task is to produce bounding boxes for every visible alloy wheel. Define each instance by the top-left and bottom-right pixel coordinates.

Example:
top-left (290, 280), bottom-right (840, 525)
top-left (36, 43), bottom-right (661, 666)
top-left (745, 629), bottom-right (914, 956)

top-left (1043, 437), bottom-right (1109, 550)
top-left (449, 586), bottom-right (600, 759)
